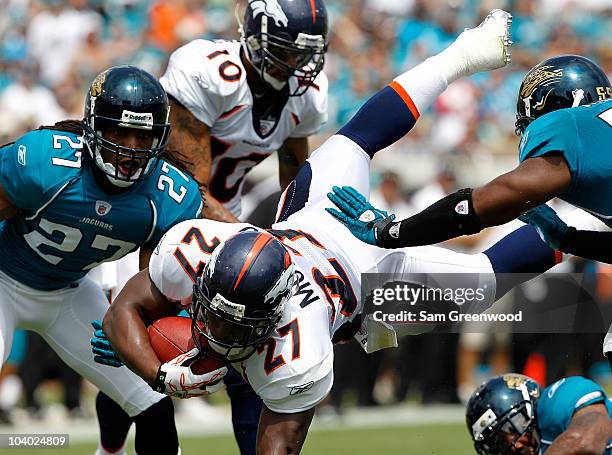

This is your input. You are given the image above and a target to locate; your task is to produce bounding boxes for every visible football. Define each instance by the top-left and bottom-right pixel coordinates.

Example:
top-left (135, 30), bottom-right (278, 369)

top-left (148, 316), bottom-right (225, 375)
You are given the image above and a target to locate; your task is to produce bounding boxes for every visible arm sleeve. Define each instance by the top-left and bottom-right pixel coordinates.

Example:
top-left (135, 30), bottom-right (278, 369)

top-left (337, 84), bottom-right (418, 158)
top-left (519, 110), bottom-right (581, 190)
top-left (538, 376), bottom-right (608, 445)
top-left (290, 72), bottom-right (329, 138)
top-left (159, 41), bottom-right (226, 127)
top-left (0, 131), bottom-right (46, 211)
top-left (559, 229), bottom-right (612, 263)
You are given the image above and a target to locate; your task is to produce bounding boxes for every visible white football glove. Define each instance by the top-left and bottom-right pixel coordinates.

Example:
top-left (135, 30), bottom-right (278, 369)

top-left (152, 348), bottom-right (227, 399)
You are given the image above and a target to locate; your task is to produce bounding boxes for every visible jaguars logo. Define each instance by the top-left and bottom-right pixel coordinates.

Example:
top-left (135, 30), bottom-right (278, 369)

top-left (503, 374), bottom-right (540, 397)
top-left (520, 65), bottom-right (563, 99)
top-left (90, 70), bottom-right (108, 97)
top-left (503, 374), bottom-right (527, 390)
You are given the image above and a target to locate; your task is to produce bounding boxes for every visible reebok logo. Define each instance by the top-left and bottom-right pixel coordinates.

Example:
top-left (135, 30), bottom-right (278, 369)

top-left (18, 145), bottom-right (26, 165)
top-left (121, 110), bottom-right (153, 128)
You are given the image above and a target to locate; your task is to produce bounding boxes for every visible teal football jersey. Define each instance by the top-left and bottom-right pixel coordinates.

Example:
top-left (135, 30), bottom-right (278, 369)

top-left (519, 99), bottom-right (612, 227)
top-left (0, 128), bottom-right (202, 290)
top-left (538, 376), bottom-right (612, 453)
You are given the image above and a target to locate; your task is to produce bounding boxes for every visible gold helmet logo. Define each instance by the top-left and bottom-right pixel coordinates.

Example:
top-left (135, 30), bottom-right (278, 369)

top-left (520, 66), bottom-right (563, 99)
top-left (503, 374), bottom-right (539, 397)
top-left (90, 70), bottom-right (108, 97)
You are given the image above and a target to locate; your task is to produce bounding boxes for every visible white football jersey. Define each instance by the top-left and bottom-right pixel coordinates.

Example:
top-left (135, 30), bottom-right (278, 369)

top-left (149, 218), bottom-right (360, 413)
top-left (159, 39), bottom-right (328, 216)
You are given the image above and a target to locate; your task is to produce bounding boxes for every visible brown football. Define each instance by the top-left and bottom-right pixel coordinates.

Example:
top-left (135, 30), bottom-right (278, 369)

top-left (148, 316), bottom-right (225, 375)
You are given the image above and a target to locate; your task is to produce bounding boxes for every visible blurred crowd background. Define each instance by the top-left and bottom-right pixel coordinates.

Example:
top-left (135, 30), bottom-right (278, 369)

top-left (1, 0), bottom-right (612, 426)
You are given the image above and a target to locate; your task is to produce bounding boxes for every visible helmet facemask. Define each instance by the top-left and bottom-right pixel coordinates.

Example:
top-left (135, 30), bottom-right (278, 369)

top-left (83, 110), bottom-right (170, 187)
top-left (191, 263), bottom-right (296, 362)
top-left (474, 403), bottom-right (540, 455)
top-left (240, 13), bottom-right (327, 96)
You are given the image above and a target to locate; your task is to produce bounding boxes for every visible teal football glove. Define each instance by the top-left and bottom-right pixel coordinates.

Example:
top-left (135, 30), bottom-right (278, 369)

top-left (91, 320), bottom-right (124, 368)
top-left (326, 185), bottom-right (396, 246)
top-left (518, 204), bottom-right (568, 250)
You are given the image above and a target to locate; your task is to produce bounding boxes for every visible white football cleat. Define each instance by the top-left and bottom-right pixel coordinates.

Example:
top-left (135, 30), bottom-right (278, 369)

top-left (445, 9), bottom-right (512, 78)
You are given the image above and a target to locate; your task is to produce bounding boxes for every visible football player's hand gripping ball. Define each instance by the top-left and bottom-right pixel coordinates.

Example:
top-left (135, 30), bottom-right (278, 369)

top-left (519, 204), bottom-right (568, 250)
top-left (326, 186), bottom-right (395, 246)
top-left (153, 348), bottom-right (228, 399)
top-left (91, 320), bottom-right (124, 367)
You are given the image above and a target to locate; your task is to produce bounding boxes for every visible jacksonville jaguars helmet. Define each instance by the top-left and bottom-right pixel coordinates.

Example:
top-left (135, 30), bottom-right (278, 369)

top-left (239, 0), bottom-right (329, 96)
top-left (82, 66), bottom-right (171, 187)
top-left (515, 54), bottom-right (612, 135)
top-left (466, 374), bottom-right (541, 455)
top-left (191, 230), bottom-right (297, 362)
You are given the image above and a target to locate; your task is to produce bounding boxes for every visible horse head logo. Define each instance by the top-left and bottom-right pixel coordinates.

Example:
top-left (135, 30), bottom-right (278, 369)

top-left (249, 0), bottom-right (289, 27)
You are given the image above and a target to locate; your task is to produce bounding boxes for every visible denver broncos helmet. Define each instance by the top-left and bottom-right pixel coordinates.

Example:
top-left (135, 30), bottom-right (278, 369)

top-left (191, 230), bottom-right (296, 362)
top-left (240, 0), bottom-right (328, 96)
top-left (466, 374), bottom-right (541, 455)
top-left (515, 54), bottom-right (612, 135)
top-left (82, 65), bottom-right (171, 187)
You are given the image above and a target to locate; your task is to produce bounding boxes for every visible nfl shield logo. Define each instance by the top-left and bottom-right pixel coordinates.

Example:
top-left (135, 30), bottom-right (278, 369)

top-left (260, 119), bottom-right (275, 136)
top-left (95, 200), bottom-right (112, 216)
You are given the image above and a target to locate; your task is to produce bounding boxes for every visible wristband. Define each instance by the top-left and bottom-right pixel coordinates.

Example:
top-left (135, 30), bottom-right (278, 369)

top-left (152, 366), bottom-right (167, 394)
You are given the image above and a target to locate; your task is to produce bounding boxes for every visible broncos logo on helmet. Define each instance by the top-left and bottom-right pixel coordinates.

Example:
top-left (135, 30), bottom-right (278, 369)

top-left (250, 0), bottom-right (289, 27)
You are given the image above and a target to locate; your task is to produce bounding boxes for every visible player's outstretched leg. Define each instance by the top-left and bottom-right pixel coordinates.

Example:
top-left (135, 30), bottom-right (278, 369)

top-left (338, 9), bottom-right (512, 159)
top-left (275, 10), bottom-right (513, 224)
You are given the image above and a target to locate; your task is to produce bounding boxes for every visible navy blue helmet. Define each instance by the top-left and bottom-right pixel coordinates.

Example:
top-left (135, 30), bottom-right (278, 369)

top-left (240, 0), bottom-right (328, 96)
top-left (83, 65), bottom-right (171, 187)
top-left (191, 230), bottom-right (296, 362)
top-left (515, 54), bottom-right (612, 135)
top-left (466, 374), bottom-right (541, 455)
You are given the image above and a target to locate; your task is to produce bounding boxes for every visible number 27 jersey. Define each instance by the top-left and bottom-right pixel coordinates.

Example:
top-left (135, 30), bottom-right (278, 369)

top-left (150, 218), bottom-right (361, 413)
top-left (0, 128), bottom-right (202, 291)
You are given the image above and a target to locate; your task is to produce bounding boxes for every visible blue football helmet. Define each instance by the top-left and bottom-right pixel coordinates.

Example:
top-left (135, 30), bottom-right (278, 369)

top-left (82, 65), bottom-right (171, 187)
top-left (515, 54), bottom-right (612, 135)
top-left (466, 374), bottom-right (541, 455)
top-left (191, 230), bottom-right (296, 362)
top-left (239, 0), bottom-right (329, 96)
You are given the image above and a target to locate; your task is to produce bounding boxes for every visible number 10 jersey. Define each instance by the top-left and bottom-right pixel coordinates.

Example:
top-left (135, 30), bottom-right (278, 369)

top-left (159, 39), bottom-right (328, 216)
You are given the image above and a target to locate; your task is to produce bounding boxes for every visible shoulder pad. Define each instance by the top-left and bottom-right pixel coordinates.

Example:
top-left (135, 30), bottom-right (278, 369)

top-left (0, 129), bottom-right (82, 211)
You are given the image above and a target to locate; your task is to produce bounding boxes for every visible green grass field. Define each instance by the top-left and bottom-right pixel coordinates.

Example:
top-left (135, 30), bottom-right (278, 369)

top-left (4, 423), bottom-right (473, 454)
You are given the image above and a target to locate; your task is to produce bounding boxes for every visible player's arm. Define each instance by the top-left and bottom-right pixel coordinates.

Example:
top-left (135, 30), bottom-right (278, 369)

top-left (165, 96), bottom-right (238, 222)
top-left (278, 138), bottom-right (309, 190)
top-left (103, 269), bottom-right (177, 384)
top-left (382, 154), bottom-right (570, 247)
top-left (472, 154), bottom-right (571, 226)
top-left (329, 155), bottom-right (571, 248)
top-left (544, 403), bottom-right (612, 455)
top-left (257, 407), bottom-right (315, 454)
top-left (516, 204), bottom-right (612, 263)
top-left (0, 181), bottom-right (18, 220)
